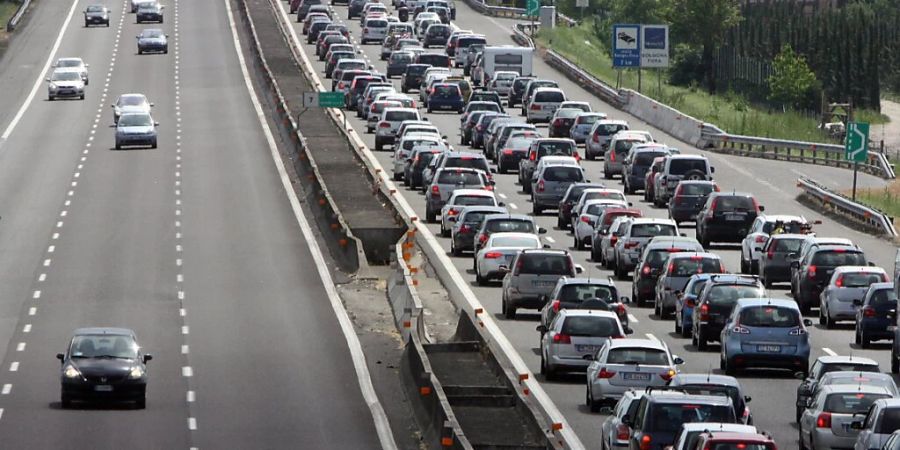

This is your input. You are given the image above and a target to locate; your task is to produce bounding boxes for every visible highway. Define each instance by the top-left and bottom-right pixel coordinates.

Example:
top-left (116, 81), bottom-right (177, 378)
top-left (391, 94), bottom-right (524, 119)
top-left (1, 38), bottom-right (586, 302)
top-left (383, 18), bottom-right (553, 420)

top-left (281, 0), bottom-right (898, 447)
top-left (0, 0), bottom-right (391, 447)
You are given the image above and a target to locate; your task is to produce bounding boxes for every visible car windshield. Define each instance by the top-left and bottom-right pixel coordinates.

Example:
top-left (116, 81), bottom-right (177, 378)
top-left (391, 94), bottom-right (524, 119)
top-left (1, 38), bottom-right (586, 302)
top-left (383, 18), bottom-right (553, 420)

top-left (559, 284), bottom-right (616, 302)
top-left (635, 151), bottom-right (668, 166)
top-left (671, 257), bottom-right (722, 276)
top-left (518, 254), bottom-right (571, 275)
top-left (141, 29), bottom-right (164, 38)
top-left (631, 223), bottom-right (677, 238)
top-left (445, 156), bottom-right (489, 172)
top-left (119, 114), bottom-right (152, 126)
top-left (680, 184), bottom-right (715, 196)
top-left (678, 385), bottom-right (743, 410)
top-left (561, 316), bottom-right (619, 337)
top-left (706, 285), bottom-right (763, 306)
top-left (490, 236), bottom-right (539, 248)
top-left (70, 335), bottom-right (138, 359)
top-left (715, 196), bottom-right (755, 211)
top-left (543, 166), bottom-right (583, 182)
top-left (341, 62), bottom-right (367, 70)
top-left (437, 171), bottom-right (482, 185)
top-left (538, 142), bottom-right (574, 157)
top-left (607, 348), bottom-right (669, 365)
top-left (386, 111), bottom-right (418, 121)
top-left (58, 59), bottom-right (82, 67)
top-left (669, 159), bottom-right (708, 175)
top-left (119, 96), bottom-right (146, 106)
top-left (811, 251), bottom-right (867, 267)
top-left (614, 139), bottom-right (643, 153)
top-left (454, 195), bottom-right (493, 206)
top-left (51, 71), bottom-right (81, 81)
top-left (739, 305), bottom-right (800, 328)
top-left (86, 5), bottom-right (104, 11)
top-left (487, 220), bottom-right (534, 233)
top-left (825, 393), bottom-right (890, 414)
top-left (555, 109), bottom-right (581, 119)
top-left (648, 404), bottom-right (733, 432)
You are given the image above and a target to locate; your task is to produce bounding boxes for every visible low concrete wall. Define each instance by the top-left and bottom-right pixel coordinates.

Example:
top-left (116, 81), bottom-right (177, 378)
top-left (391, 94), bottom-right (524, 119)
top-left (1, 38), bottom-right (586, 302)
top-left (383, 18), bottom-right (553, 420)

top-left (620, 89), bottom-right (705, 147)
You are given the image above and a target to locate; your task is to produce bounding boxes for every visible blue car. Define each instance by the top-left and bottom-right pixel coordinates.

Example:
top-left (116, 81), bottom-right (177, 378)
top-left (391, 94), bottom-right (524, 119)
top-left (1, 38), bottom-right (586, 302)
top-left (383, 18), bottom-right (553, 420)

top-left (426, 83), bottom-right (465, 113)
top-left (675, 273), bottom-right (714, 338)
top-left (855, 282), bottom-right (897, 348)
top-left (720, 298), bottom-right (812, 376)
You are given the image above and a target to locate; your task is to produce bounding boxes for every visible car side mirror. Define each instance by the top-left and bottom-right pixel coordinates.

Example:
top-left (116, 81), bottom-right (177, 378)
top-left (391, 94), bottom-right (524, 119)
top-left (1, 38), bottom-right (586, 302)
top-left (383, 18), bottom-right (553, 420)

top-left (536, 324), bottom-right (547, 333)
top-left (582, 354), bottom-right (595, 361)
top-left (673, 356), bottom-right (684, 365)
top-left (542, 244), bottom-right (551, 249)
top-left (136, 35), bottom-right (140, 39)
top-left (538, 227), bottom-right (547, 234)
top-left (498, 202), bottom-right (505, 207)
top-left (56, 353), bottom-right (65, 362)
top-left (575, 264), bottom-right (584, 274)
top-left (710, 166), bottom-right (715, 173)
top-left (150, 103), bottom-right (155, 107)
top-left (143, 354), bottom-right (153, 363)
top-left (621, 415), bottom-right (632, 426)
top-left (45, 78), bottom-right (50, 82)
top-left (84, 63), bottom-right (90, 67)
top-left (803, 319), bottom-right (813, 327)
top-left (868, 262), bottom-right (876, 267)
top-left (447, 216), bottom-right (456, 222)
top-left (758, 205), bottom-right (765, 212)
top-left (154, 122), bottom-right (160, 126)
top-left (853, 299), bottom-right (863, 306)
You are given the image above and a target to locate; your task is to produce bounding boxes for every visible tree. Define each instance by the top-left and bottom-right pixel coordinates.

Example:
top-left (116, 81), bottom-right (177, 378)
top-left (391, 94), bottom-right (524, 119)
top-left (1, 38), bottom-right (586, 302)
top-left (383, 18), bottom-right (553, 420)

top-left (767, 44), bottom-right (818, 111)
top-left (668, 0), bottom-right (741, 93)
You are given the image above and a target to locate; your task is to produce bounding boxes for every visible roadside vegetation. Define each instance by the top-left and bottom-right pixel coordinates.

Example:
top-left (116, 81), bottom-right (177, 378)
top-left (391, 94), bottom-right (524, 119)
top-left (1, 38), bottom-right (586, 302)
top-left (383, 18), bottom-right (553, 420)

top-left (855, 182), bottom-right (900, 225)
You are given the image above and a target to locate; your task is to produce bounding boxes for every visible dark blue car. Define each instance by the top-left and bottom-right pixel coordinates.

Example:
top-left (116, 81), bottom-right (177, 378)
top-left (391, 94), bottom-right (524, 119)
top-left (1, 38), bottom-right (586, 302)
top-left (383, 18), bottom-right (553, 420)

top-left (855, 282), bottom-right (897, 348)
top-left (426, 83), bottom-right (464, 113)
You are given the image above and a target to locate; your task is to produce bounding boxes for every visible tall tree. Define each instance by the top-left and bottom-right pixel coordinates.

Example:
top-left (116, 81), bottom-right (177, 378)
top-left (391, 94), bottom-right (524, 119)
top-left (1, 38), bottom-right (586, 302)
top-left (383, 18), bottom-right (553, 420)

top-left (668, 0), bottom-right (741, 93)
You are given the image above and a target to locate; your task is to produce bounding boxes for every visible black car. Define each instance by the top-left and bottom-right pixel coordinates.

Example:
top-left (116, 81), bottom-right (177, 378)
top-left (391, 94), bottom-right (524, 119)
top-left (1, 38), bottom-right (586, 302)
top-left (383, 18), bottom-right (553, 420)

top-left (136, 3), bottom-right (163, 23)
top-left (695, 192), bottom-right (763, 247)
top-left (691, 275), bottom-right (765, 350)
top-left (57, 327), bottom-right (152, 408)
top-left (307, 19), bottom-right (332, 43)
top-left (668, 180), bottom-right (718, 225)
top-left (401, 63), bottom-right (431, 93)
top-left (792, 245), bottom-right (869, 314)
top-left (508, 76), bottom-right (536, 108)
top-left (84, 5), bottom-right (110, 27)
top-left (423, 23), bottom-right (451, 48)
top-left (468, 90), bottom-right (503, 111)
top-left (386, 51), bottom-right (414, 78)
top-left (557, 182), bottom-right (605, 229)
top-left (627, 389), bottom-right (738, 450)
top-left (136, 28), bottom-right (168, 54)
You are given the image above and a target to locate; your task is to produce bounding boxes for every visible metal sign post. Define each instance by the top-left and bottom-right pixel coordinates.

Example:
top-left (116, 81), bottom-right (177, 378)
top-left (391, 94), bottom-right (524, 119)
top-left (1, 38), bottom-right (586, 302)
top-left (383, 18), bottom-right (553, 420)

top-left (844, 121), bottom-right (869, 201)
top-left (527, 0), bottom-right (539, 40)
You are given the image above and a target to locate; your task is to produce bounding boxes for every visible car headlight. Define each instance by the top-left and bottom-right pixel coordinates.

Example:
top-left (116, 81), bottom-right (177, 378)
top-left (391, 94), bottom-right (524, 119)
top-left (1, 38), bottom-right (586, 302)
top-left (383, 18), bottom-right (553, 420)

top-left (129, 366), bottom-right (144, 379)
top-left (64, 364), bottom-right (81, 379)
top-left (49, 83), bottom-right (58, 90)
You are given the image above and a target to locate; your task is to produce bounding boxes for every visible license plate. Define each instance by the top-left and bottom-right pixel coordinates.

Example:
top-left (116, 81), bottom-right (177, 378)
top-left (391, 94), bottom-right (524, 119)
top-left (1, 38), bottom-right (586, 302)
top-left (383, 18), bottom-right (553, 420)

top-left (94, 385), bottom-right (113, 392)
top-left (623, 372), bottom-right (651, 381)
top-left (576, 345), bottom-right (597, 352)
top-left (758, 344), bottom-right (781, 353)
top-left (531, 280), bottom-right (555, 287)
top-left (726, 214), bottom-right (745, 221)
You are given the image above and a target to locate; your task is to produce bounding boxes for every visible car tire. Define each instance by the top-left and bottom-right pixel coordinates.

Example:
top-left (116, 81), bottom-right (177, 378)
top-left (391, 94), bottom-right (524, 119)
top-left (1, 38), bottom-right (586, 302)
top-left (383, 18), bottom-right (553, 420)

top-left (451, 242), bottom-right (460, 257)
top-left (49, 95), bottom-right (54, 101)
top-left (697, 333), bottom-right (708, 351)
top-left (80, 94), bottom-right (85, 100)
top-left (891, 344), bottom-right (899, 374)
top-left (151, 140), bottom-right (157, 149)
top-left (503, 298), bottom-right (516, 320)
top-left (427, 107), bottom-right (432, 113)
top-left (441, 225), bottom-right (449, 238)
top-left (85, 21), bottom-right (88, 27)
top-left (533, 203), bottom-right (542, 215)
top-left (604, 170), bottom-right (612, 180)
top-left (115, 143), bottom-right (121, 150)
top-left (861, 328), bottom-right (871, 348)
top-left (680, 319), bottom-right (691, 338)
top-left (393, 172), bottom-right (402, 181)
top-left (136, 396), bottom-right (146, 409)
top-left (587, 387), bottom-right (601, 413)
top-left (61, 393), bottom-right (72, 409)
top-left (855, 325), bottom-right (862, 345)
top-left (740, 257), bottom-right (748, 274)
top-left (614, 260), bottom-right (627, 280)
top-left (425, 208), bottom-right (435, 224)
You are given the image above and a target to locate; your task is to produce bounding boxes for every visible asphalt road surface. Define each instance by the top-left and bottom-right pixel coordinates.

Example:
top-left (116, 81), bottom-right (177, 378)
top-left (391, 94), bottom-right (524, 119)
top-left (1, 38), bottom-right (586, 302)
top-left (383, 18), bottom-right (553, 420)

top-left (0, 0), bottom-right (388, 447)
top-left (282, 0), bottom-right (899, 447)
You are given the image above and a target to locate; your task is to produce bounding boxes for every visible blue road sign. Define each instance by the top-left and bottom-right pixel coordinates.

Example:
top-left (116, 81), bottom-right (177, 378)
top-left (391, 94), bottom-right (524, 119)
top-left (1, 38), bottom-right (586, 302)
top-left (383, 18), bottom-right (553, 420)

top-left (612, 24), bottom-right (640, 68)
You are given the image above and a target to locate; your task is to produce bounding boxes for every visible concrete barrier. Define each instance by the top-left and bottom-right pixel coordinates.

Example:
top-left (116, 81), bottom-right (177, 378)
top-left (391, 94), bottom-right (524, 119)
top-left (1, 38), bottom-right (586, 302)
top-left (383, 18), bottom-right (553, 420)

top-left (620, 89), bottom-right (705, 147)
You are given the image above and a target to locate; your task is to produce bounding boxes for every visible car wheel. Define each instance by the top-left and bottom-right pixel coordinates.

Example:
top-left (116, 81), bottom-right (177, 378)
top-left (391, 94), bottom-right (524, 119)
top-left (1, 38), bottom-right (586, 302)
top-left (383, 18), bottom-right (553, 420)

top-left (604, 170), bottom-right (612, 180)
top-left (740, 257), bottom-right (748, 274)
top-left (532, 203), bottom-right (542, 215)
top-left (680, 319), bottom-right (691, 338)
top-left (892, 344), bottom-right (899, 374)
top-left (151, 140), bottom-right (157, 149)
top-left (861, 328), bottom-right (871, 348)
top-left (451, 242), bottom-right (460, 257)
top-left (855, 325), bottom-right (862, 345)
top-left (587, 386), bottom-right (601, 413)
top-left (115, 143), bottom-right (121, 150)
top-left (504, 299), bottom-right (516, 320)
top-left (697, 334), bottom-right (708, 351)
top-left (441, 224), bottom-right (449, 238)
top-left (80, 94), bottom-right (85, 100)
top-left (48, 95), bottom-right (54, 101)
top-left (425, 208), bottom-right (435, 224)
top-left (84, 21), bottom-right (88, 27)
top-left (475, 267), bottom-right (486, 285)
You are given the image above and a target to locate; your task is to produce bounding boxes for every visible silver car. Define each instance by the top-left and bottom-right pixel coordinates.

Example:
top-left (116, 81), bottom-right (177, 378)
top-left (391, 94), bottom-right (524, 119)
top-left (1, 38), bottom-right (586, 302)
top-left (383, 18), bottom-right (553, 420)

top-left (612, 218), bottom-right (680, 279)
top-left (654, 252), bottom-right (724, 318)
top-left (112, 93), bottom-right (152, 124)
top-left (603, 131), bottom-right (650, 179)
top-left (501, 249), bottom-right (581, 319)
top-left (600, 390), bottom-right (644, 446)
top-left (488, 70), bottom-right (517, 96)
top-left (585, 119), bottom-right (628, 160)
top-left (585, 338), bottom-right (682, 409)
top-left (539, 309), bottom-right (625, 379)
top-left (115, 113), bottom-right (158, 149)
top-left (572, 199), bottom-right (628, 250)
top-left (474, 232), bottom-right (542, 285)
top-left (424, 168), bottom-right (489, 223)
top-left (391, 134), bottom-right (442, 179)
top-left (851, 398), bottom-right (900, 450)
top-left (819, 266), bottom-right (888, 328)
top-left (569, 112), bottom-right (607, 145)
top-left (600, 216), bottom-right (634, 270)
top-left (530, 163), bottom-right (586, 215)
top-left (47, 68), bottom-right (85, 101)
top-left (54, 58), bottom-right (89, 84)
top-left (800, 385), bottom-right (893, 450)
top-left (440, 189), bottom-right (500, 237)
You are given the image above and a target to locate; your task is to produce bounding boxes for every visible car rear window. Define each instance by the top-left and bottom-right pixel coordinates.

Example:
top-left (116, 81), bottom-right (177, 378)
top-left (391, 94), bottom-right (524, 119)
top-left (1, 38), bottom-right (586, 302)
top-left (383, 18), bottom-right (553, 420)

top-left (825, 393), bottom-right (890, 414)
top-left (576, 115), bottom-right (602, 125)
top-left (487, 219), bottom-right (535, 234)
top-left (822, 364), bottom-right (880, 375)
top-left (586, 204), bottom-right (615, 216)
top-left (535, 91), bottom-right (565, 102)
top-left (647, 403), bottom-right (733, 432)
top-left (367, 19), bottom-right (388, 27)
top-left (471, 93), bottom-right (501, 103)
top-left (402, 139), bottom-right (440, 151)
top-left (585, 191), bottom-right (626, 203)
top-left (555, 109), bottom-right (581, 119)
top-left (445, 156), bottom-right (489, 172)
top-left (689, 280), bottom-right (710, 296)
top-left (715, 196), bottom-right (755, 211)
top-left (709, 444), bottom-right (772, 450)
top-left (646, 249), bottom-right (687, 267)
top-left (386, 111), bottom-right (419, 121)
top-left (869, 289), bottom-right (898, 306)
top-left (559, 284), bottom-right (617, 302)
top-left (537, 142), bottom-right (575, 157)
top-left (437, 171), bottom-right (482, 185)
top-left (428, 25), bottom-right (450, 35)
top-left (774, 238), bottom-right (803, 252)
top-left (680, 183), bottom-right (715, 196)
top-left (841, 272), bottom-right (887, 287)
top-left (631, 223), bottom-right (677, 238)
top-left (607, 348), bottom-right (669, 365)
top-left (433, 85), bottom-right (460, 97)
top-left (635, 151), bottom-right (668, 166)
top-left (614, 139), bottom-right (643, 153)
top-left (340, 61), bottom-right (367, 70)
top-left (407, 65), bottom-right (429, 75)
top-left (670, 257), bottom-right (722, 276)
top-left (560, 316), bottom-right (620, 337)
top-left (595, 124), bottom-right (628, 136)
top-left (469, 103), bottom-right (501, 113)
top-left (543, 166), bottom-right (584, 182)
top-left (677, 385), bottom-right (743, 411)
top-left (454, 195), bottom-right (494, 206)
top-left (518, 254), bottom-right (571, 275)
top-left (811, 251), bottom-right (867, 267)
top-left (668, 159), bottom-right (709, 175)
top-left (738, 306), bottom-right (800, 327)
top-left (457, 36), bottom-right (487, 48)
top-left (391, 53), bottom-right (413, 62)
top-left (513, 78), bottom-right (535, 90)
top-left (706, 285), bottom-right (763, 306)
top-left (417, 54), bottom-right (451, 67)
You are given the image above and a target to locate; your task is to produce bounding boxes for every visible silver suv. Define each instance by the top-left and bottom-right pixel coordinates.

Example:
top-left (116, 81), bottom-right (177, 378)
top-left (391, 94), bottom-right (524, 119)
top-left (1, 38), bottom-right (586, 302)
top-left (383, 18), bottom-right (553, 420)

top-left (424, 168), bottom-right (489, 222)
top-left (500, 249), bottom-right (583, 319)
top-left (531, 164), bottom-right (587, 215)
top-left (654, 155), bottom-right (714, 206)
top-left (612, 218), bottom-right (680, 279)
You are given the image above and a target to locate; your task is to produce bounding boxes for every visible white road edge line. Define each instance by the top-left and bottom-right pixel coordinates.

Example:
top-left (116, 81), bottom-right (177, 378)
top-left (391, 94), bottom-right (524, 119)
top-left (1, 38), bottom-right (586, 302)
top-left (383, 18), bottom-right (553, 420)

top-left (822, 347), bottom-right (837, 356)
top-left (0, 0), bottom-right (81, 142)
top-left (224, 1), bottom-right (398, 448)
top-left (628, 314), bottom-right (638, 324)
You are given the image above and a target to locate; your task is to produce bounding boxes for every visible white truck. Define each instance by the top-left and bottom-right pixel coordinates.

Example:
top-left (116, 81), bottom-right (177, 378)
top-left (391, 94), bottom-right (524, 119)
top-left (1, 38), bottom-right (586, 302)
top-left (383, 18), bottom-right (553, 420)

top-left (476, 46), bottom-right (533, 85)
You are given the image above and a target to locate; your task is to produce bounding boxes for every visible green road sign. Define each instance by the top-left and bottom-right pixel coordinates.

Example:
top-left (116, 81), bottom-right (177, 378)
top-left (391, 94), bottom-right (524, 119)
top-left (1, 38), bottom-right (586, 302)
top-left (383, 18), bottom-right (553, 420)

top-left (526, 0), bottom-right (539, 17)
top-left (845, 122), bottom-right (869, 163)
top-left (318, 92), bottom-right (344, 108)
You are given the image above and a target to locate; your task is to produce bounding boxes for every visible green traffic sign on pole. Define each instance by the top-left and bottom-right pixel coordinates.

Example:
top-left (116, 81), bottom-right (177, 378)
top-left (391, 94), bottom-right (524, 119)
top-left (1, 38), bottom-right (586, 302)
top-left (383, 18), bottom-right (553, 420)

top-left (526, 0), bottom-right (539, 17)
top-left (318, 92), bottom-right (345, 108)
top-left (845, 121), bottom-right (869, 163)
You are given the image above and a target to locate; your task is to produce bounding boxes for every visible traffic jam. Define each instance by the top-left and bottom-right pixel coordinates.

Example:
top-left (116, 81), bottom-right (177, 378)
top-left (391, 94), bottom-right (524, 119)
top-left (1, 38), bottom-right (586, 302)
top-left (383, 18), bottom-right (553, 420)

top-left (290, 0), bottom-right (900, 447)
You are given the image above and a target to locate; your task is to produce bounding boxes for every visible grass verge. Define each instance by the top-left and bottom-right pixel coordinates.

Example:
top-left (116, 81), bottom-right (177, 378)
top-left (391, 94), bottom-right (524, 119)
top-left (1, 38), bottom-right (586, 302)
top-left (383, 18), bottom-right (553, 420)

top-left (536, 21), bottom-right (889, 143)
top-left (0, 1), bottom-right (18, 29)
top-left (854, 182), bottom-right (900, 220)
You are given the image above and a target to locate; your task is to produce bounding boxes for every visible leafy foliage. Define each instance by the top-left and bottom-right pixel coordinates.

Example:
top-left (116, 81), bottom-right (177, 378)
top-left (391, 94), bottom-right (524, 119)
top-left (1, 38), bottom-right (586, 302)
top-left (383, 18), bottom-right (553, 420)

top-left (767, 44), bottom-right (818, 110)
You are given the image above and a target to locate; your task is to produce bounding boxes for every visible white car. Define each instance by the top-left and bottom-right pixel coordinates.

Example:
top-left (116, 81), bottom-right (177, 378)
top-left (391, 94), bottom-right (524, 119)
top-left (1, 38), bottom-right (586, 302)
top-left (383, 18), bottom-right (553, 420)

top-left (392, 134), bottom-right (444, 179)
top-left (54, 58), bottom-right (89, 84)
top-left (525, 87), bottom-right (566, 123)
top-left (111, 93), bottom-right (153, 124)
top-left (540, 310), bottom-right (626, 380)
top-left (441, 189), bottom-right (501, 237)
top-left (671, 423), bottom-right (758, 450)
top-left (47, 68), bottom-right (85, 101)
top-left (130, 0), bottom-right (156, 13)
top-left (488, 71), bottom-right (518, 96)
top-left (375, 107), bottom-right (421, 151)
top-left (739, 214), bottom-right (808, 274)
top-left (573, 199), bottom-right (629, 250)
top-left (361, 17), bottom-right (389, 44)
top-left (569, 188), bottom-right (628, 227)
top-left (474, 232), bottom-right (541, 285)
top-left (585, 338), bottom-right (682, 410)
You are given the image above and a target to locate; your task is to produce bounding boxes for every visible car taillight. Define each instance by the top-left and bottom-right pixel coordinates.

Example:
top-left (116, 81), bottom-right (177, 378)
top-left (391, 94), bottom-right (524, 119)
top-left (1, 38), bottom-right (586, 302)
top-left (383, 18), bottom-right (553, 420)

top-left (379, 122), bottom-right (390, 128)
top-left (790, 326), bottom-right (807, 335)
top-left (551, 300), bottom-right (561, 312)
top-left (624, 241), bottom-right (639, 249)
top-left (699, 303), bottom-right (709, 321)
top-left (478, 234), bottom-right (488, 244)
top-left (484, 251), bottom-right (502, 259)
top-left (580, 215), bottom-right (591, 224)
top-left (431, 185), bottom-right (440, 197)
top-left (529, 152), bottom-right (536, 161)
top-left (447, 208), bottom-right (459, 216)
top-left (659, 369), bottom-right (676, 381)
top-left (596, 367), bottom-right (616, 379)
top-left (707, 198), bottom-right (718, 219)
top-left (667, 262), bottom-right (675, 274)
top-left (835, 275), bottom-right (843, 287)
top-left (552, 333), bottom-right (571, 344)
top-left (807, 265), bottom-right (817, 278)
top-left (639, 435), bottom-right (651, 450)
top-left (553, 119), bottom-right (563, 126)
top-left (609, 151), bottom-right (615, 162)
top-left (755, 235), bottom-right (767, 243)
top-left (641, 264), bottom-right (651, 275)
top-left (751, 196), bottom-right (760, 213)
top-left (459, 224), bottom-right (470, 233)
top-left (536, 180), bottom-right (545, 192)
top-left (863, 306), bottom-right (876, 317)
top-left (502, 149), bottom-right (513, 155)
top-left (817, 412), bottom-right (832, 428)
top-left (615, 423), bottom-right (630, 441)
top-left (610, 236), bottom-right (618, 245)
top-left (617, 304), bottom-right (626, 315)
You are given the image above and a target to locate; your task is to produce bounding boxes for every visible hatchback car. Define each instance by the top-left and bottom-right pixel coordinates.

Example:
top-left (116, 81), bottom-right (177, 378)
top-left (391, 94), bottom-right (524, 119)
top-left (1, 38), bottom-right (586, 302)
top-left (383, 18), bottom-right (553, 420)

top-left (115, 113), bottom-right (158, 149)
top-left (600, 390), bottom-right (645, 447)
top-left (622, 143), bottom-right (671, 194)
top-left (675, 274), bottom-right (714, 338)
top-left (475, 232), bottom-right (542, 285)
top-left (57, 56), bottom-right (90, 77)
top-left (692, 275), bottom-right (766, 351)
top-left (692, 431), bottom-right (776, 450)
top-left (557, 182), bottom-right (606, 230)
top-left (603, 131), bottom-right (650, 179)
top-left (427, 83), bottom-right (464, 113)
top-left (361, 17), bottom-right (389, 43)
top-left (849, 398), bottom-right (900, 450)
top-left (449, 206), bottom-right (507, 256)
top-left (819, 266), bottom-right (888, 328)
top-left (668, 373), bottom-right (754, 425)
top-left (111, 93), bottom-right (152, 124)
top-left (83, 4), bottom-right (110, 26)
top-left (508, 76), bottom-right (536, 107)
top-left (519, 138), bottom-right (578, 189)
top-left (501, 249), bottom-right (582, 318)
top-left (375, 107), bottom-right (421, 151)
top-left (795, 355), bottom-right (881, 422)
top-left (47, 69), bottom-right (85, 101)
top-left (538, 277), bottom-right (629, 332)
top-left (525, 87), bottom-right (566, 123)
top-left (668, 181), bottom-right (718, 225)
top-left (758, 233), bottom-right (807, 288)
top-left (425, 168), bottom-right (489, 222)
top-left (697, 193), bottom-right (763, 248)
top-left (136, 28), bottom-right (168, 54)
top-left (473, 213), bottom-right (544, 255)
top-left (568, 112), bottom-right (607, 145)
top-left (630, 236), bottom-right (703, 306)
top-left (670, 422), bottom-right (759, 450)
top-left (538, 309), bottom-right (625, 379)
top-left (548, 108), bottom-right (582, 138)
top-left (792, 245), bottom-right (869, 314)
top-left (626, 390), bottom-right (738, 450)
top-left (720, 298), bottom-right (812, 375)
top-left (440, 189), bottom-right (500, 236)
top-left (136, 2), bottom-right (163, 23)
top-left (572, 200), bottom-right (630, 250)
top-left (854, 282), bottom-right (897, 348)
top-left (57, 327), bottom-right (152, 408)
top-left (655, 252), bottom-right (725, 318)
top-left (423, 23), bottom-right (450, 47)
top-left (612, 218), bottom-right (680, 279)
top-left (386, 51), bottom-right (414, 77)
top-left (404, 147), bottom-right (445, 189)
top-left (585, 338), bottom-right (682, 410)
top-left (739, 214), bottom-right (812, 274)
top-left (585, 119), bottom-right (628, 159)
top-left (800, 384), bottom-right (892, 450)
top-left (531, 164), bottom-right (586, 215)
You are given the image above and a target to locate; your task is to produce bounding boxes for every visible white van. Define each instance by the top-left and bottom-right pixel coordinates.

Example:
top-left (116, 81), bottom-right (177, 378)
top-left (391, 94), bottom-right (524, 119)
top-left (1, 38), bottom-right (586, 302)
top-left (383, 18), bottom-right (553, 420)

top-left (478, 46), bottom-right (533, 82)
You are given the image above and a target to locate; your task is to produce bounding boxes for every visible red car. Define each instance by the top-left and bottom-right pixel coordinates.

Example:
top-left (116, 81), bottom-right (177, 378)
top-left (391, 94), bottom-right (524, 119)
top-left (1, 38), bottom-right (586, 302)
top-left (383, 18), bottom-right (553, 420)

top-left (690, 431), bottom-right (777, 450)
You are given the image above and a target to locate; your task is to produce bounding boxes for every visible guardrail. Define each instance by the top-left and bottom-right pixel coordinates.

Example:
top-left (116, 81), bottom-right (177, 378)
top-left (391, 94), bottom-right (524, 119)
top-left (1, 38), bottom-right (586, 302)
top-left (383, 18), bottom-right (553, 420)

top-left (461, 0), bottom-right (577, 27)
top-left (705, 133), bottom-right (896, 180)
top-left (6, 0), bottom-right (31, 32)
top-left (266, 0), bottom-right (585, 446)
top-left (797, 177), bottom-right (897, 237)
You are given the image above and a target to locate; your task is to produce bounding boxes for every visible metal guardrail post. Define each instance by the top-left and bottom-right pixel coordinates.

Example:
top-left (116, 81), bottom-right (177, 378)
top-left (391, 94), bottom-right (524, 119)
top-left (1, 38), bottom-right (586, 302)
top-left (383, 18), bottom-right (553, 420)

top-left (796, 177), bottom-right (896, 237)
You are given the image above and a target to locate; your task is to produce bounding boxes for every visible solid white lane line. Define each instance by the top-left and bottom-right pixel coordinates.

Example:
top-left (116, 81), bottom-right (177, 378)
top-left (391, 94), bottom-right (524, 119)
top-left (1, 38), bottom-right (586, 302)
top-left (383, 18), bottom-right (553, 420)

top-left (646, 333), bottom-right (659, 342)
top-left (0, 0), bottom-right (81, 142)
top-left (822, 347), bottom-right (837, 356)
top-left (227, 1), bottom-right (398, 447)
